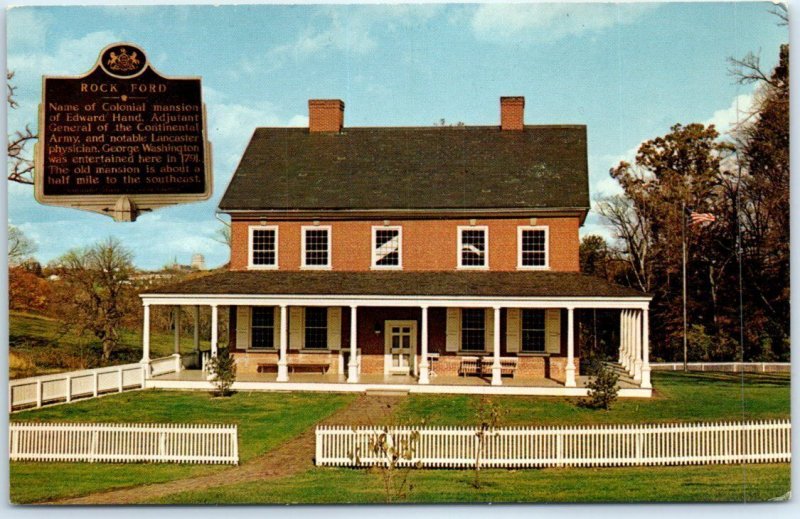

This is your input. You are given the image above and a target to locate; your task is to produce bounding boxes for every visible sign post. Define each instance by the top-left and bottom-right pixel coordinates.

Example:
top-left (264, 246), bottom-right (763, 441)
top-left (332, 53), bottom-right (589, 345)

top-left (34, 42), bottom-right (212, 221)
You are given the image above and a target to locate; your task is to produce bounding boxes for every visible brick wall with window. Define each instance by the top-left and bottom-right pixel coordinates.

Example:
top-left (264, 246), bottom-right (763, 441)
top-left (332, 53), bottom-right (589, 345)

top-left (229, 217), bottom-right (580, 272)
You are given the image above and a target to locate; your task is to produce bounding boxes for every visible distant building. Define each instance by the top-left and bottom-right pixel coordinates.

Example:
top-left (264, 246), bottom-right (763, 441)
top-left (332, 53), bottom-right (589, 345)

top-left (191, 254), bottom-right (206, 270)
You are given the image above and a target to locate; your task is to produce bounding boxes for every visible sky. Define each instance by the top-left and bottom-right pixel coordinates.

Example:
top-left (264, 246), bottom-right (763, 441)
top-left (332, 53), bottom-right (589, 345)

top-left (5, 1), bottom-right (788, 270)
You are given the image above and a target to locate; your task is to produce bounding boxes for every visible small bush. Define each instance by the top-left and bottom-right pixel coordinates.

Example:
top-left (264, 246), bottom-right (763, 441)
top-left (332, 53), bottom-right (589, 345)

top-left (208, 348), bottom-right (237, 396)
top-left (580, 361), bottom-right (619, 411)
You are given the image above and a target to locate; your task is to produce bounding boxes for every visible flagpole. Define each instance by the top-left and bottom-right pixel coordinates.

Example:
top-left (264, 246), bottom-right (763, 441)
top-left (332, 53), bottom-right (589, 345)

top-left (682, 200), bottom-right (688, 372)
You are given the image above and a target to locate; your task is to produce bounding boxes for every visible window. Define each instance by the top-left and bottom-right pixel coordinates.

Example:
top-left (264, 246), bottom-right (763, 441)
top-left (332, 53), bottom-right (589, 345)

top-left (251, 307), bottom-right (275, 349)
top-left (304, 307), bottom-right (328, 349)
top-left (518, 226), bottom-right (548, 269)
top-left (461, 309), bottom-right (486, 351)
top-left (458, 226), bottom-right (488, 269)
top-left (302, 226), bottom-right (331, 268)
top-left (372, 227), bottom-right (402, 269)
top-left (248, 226), bottom-right (278, 269)
top-left (521, 309), bottom-right (546, 353)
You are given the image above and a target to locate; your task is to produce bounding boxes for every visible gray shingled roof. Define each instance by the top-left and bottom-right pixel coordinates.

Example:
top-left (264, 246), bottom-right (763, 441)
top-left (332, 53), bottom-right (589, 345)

top-left (218, 126), bottom-right (590, 212)
top-left (142, 271), bottom-right (648, 298)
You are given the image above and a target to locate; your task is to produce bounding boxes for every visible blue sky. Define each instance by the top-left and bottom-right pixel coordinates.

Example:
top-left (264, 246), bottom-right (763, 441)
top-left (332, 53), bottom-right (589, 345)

top-left (6, 2), bottom-right (787, 270)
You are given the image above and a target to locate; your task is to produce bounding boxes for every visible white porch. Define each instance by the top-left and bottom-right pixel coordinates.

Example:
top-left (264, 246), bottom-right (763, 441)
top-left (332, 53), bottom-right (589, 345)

top-left (138, 293), bottom-right (653, 397)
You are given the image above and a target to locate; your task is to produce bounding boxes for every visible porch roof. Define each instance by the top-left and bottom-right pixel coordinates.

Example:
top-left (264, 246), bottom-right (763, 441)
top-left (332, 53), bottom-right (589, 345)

top-left (141, 271), bottom-right (650, 299)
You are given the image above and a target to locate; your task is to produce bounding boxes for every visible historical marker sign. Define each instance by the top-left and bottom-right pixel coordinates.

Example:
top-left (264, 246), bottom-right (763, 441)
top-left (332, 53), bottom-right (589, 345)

top-left (34, 42), bottom-right (212, 221)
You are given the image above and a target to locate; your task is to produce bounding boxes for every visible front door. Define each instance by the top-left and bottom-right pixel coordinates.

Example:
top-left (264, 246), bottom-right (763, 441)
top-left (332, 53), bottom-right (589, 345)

top-left (384, 320), bottom-right (417, 376)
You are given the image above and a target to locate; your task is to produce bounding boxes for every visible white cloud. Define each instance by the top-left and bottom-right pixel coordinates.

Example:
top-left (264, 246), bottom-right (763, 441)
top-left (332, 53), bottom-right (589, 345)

top-left (703, 93), bottom-right (754, 136)
top-left (8, 30), bottom-right (121, 81)
top-left (471, 3), bottom-right (656, 44)
top-left (7, 8), bottom-right (52, 50)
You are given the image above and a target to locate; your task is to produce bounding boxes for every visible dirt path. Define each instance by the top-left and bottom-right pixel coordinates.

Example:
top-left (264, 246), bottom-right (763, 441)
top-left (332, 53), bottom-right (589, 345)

top-left (51, 394), bottom-right (404, 505)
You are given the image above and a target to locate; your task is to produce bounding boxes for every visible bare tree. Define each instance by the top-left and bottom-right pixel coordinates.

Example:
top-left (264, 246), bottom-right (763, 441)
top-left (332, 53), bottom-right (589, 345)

top-left (596, 195), bottom-right (654, 293)
top-left (8, 224), bottom-right (37, 266)
top-left (7, 71), bottom-right (36, 185)
top-left (56, 238), bottom-right (137, 360)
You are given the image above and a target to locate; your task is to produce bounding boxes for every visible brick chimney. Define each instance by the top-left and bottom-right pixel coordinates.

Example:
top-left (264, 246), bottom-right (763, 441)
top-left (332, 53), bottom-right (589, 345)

top-left (500, 96), bottom-right (525, 131)
top-left (309, 99), bottom-right (344, 133)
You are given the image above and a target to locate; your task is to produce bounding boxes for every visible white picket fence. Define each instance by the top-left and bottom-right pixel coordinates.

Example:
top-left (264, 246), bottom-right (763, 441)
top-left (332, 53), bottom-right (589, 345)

top-left (8, 356), bottom-right (178, 412)
top-left (650, 362), bottom-right (790, 373)
top-left (316, 420), bottom-right (791, 468)
top-left (9, 422), bottom-right (239, 465)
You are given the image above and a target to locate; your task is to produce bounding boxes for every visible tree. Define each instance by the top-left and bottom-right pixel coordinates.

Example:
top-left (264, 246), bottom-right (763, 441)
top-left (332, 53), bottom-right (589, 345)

top-left (208, 348), bottom-right (237, 396)
top-left (7, 71), bottom-right (36, 185)
top-left (8, 224), bottom-right (36, 266)
top-left (579, 234), bottom-right (611, 279)
top-left (55, 238), bottom-right (137, 360)
top-left (9, 266), bottom-right (50, 311)
top-left (580, 360), bottom-right (619, 411)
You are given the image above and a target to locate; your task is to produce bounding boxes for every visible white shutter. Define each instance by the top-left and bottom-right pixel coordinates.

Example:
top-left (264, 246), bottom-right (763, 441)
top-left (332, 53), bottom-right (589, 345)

top-left (273, 307), bottom-right (281, 350)
top-left (484, 309), bottom-right (494, 352)
top-left (327, 307), bottom-right (342, 350)
top-left (236, 306), bottom-right (251, 350)
top-left (506, 308), bottom-right (520, 353)
top-left (545, 308), bottom-right (561, 354)
top-left (446, 308), bottom-right (460, 352)
top-left (289, 307), bottom-right (304, 350)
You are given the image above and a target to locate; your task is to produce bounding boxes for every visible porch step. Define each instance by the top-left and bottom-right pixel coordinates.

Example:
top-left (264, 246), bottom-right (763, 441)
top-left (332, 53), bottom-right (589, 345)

top-left (364, 388), bottom-right (410, 397)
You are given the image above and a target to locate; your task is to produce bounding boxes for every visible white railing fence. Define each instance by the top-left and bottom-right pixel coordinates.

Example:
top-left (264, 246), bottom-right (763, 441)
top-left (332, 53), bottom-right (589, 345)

top-left (9, 422), bottom-right (238, 465)
top-left (316, 420), bottom-right (791, 468)
top-left (8, 356), bottom-right (178, 412)
top-left (150, 355), bottom-right (180, 377)
top-left (650, 362), bottom-right (790, 373)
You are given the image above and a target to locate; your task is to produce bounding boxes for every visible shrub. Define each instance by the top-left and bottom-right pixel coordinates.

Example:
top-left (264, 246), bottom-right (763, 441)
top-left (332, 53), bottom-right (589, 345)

top-left (208, 348), bottom-right (237, 396)
top-left (580, 361), bottom-right (619, 411)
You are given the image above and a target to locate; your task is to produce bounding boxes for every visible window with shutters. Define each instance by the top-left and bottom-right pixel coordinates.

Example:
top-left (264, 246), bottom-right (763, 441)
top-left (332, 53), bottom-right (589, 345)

top-left (302, 226), bottom-right (331, 269)
top-left (304, 307), bottom-right (328, 349)
top-left (457, 226), bottom-right (488, 269)
top-left (518, 226), bottom-right (548, 269)
top-left (372, 226), bottom-right (402, 269)
top-left (248, 226), bottom-right (278, 269)
top-left (521, 309), bottom-right (546, 352)
top-left (461, 308), bottom-right (486, 351)
top-left (251, 307), bottom-right (275, 349)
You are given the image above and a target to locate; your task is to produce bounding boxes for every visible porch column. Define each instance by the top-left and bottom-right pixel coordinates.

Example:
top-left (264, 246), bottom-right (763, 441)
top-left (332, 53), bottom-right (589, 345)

top-left (141, 303), bottom-right (151, 377)
top-left (633, 310), bottom-right (643, 381)
top-left (622, 310), bottom-right (630, 371)
top-left (210, 304), bottom-right (219, 358)
top-left (565, 307), bottom-right (577, 387)
top-left (618, 310), bottom-right (624, 365)
top-left (641, 307), bottom-right (652, 389)
top-left (173, 306), bottom-right (182, 373)
top-left (491, 306), bottom-right (502, 386)
top-left (277, 305), bottom-right (289, 382)
top-left (193, 305), bottom-right (200, 352)
top-left (418, 306), bottom-right (430, 385)
top-left (628, 311), bottom-right (636, 376)
top-left (348, 306), bottom-right (359, 383)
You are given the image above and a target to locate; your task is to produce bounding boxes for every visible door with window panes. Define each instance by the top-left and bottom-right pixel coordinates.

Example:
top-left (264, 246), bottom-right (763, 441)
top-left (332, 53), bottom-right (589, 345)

top-left (384, 320), bottom-right (417, 375)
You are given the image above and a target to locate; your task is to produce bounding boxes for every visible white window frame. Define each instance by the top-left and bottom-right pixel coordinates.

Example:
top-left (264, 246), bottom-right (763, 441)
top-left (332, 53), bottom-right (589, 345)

top-left (517, 225), bottom-right (549, 270)
top-left (371, 226), bottom-right (403, 270)
top-left (249, 306), bottom-right (277, 351)
top-left (301, 225), bottom-right (332, 270)
top-left (248, 225), bottom-right (279, 270)
top-left (457, 225), bottom-right (489, 270)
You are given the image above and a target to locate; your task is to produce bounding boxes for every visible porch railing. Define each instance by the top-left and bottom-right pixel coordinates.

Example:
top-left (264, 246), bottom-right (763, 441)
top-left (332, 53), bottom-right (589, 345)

top-left (650, 362), bottom-right (790, 373)
top-left (9, 363), bottom-right (147, 412)
top-left (316, 420), bottom-right (791, 468)
top-left (9, 422), bottom-right (238, 464)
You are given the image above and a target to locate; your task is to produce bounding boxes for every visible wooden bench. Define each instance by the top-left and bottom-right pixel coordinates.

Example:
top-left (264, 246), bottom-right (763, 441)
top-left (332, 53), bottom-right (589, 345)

top-left (257, 361), bottom-right (331, 374)
top-left (458, 356), bottom-right (518, 377)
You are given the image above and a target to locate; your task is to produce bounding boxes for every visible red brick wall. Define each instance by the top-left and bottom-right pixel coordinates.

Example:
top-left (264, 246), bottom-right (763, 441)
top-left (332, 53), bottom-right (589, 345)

top-left (500, 97), bottom-right (525, 131)
top-left (308, 100), bottom-right (344, 132)
top-left (229, 217), bottom-right (580, 272)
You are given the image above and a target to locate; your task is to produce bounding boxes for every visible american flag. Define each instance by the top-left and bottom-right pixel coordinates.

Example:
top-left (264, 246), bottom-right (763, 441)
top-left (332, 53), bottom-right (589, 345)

top-left (690, 211), bottom-right (716, 226)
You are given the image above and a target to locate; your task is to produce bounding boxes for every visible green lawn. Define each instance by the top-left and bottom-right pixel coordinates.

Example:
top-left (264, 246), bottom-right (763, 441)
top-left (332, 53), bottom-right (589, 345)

top-left (10, 390), bottom-right (354, 504)
top-left (10, 310), bottom-right (209, 378)
top-left (153, 463), bottom-right (791, 504)
top-left (9, 371), bottom-right (791, 504)
top-left (394, 371), bottom-right (791, 426)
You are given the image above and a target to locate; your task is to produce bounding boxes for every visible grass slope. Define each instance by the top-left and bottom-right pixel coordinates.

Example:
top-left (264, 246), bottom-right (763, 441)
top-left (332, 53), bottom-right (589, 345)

top-left (153, 463), bottom-right (791, 504)
top-left (10, 390), bottom-right (354, 504)
top-left (394, 372), bottom-right (791, 426)
top-left (10, 310), bottom-right (208, 378)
